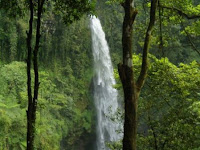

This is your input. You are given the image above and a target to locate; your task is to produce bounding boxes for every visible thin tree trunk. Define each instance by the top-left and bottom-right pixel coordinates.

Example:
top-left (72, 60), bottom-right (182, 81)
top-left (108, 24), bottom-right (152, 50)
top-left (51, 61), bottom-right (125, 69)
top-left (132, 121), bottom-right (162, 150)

top-left (26, 0), bottom-right (45, 149)
top-left (26, 0), bottom-right (34, 148)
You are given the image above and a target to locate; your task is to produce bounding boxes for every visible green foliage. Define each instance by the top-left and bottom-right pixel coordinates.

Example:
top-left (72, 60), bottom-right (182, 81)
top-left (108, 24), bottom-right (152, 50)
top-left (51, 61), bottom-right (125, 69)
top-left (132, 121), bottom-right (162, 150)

top-left (106, 0), bottom-right (124, 5)
top-left (137, 56), bottom-right (200, 150)
top-left (0, 0), bottom-right (27, 17)
top-left (154, 0), bottom-right (200, 63)
top-left (103, 0), bottom-right (200, 65)
top-left (114, 54), bottom-right (200, 149)
top-left (0, 2), bottom-right (96, 148)
top-left (54, 0), bottom-right (96, 25)
top-left (0, 0), bottom-right (199, 149)
top-left (107, 140), bottom-right (123, 150)
top-left (0, 61), bottom-right (94, 149)
top-left (0, 62), bottom-right (27, 150)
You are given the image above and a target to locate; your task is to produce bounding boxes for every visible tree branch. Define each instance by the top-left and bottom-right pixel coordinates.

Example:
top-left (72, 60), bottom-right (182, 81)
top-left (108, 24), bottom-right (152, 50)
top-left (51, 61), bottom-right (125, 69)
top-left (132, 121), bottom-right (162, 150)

top-left (26, 0), bottom-right (33, 109)
top-left (148, 116), bottom-right (158, 150)
top-left (136, 0), bottom-right (158, 90)
top-left (181, 22), bottom-right (200, 56)
top-left (158, 0), bottom-right (165, 57)
top-left (33, 0), bottom-right (45, 105)
top-left (160, 5), bottom-right (200, 19)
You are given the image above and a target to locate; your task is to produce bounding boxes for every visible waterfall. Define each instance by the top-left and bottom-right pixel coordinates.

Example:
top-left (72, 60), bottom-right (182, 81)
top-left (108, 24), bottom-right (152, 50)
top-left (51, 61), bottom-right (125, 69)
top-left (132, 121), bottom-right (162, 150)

top-left (90, 16), bottom-right (122, 150)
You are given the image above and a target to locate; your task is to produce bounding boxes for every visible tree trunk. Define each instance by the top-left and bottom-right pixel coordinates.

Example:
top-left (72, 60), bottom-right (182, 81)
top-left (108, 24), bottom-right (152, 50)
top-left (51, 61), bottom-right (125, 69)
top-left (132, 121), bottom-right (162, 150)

top-left (118, 64), bottom-right (139, 150)
top-left (26, 0), bottom-right (34, 149)
top-left (118, 0), bottom-right (138, 149)
top-left (119, 0), bottom-right (158, 150)
top-left (26, 0), bottom-right (45, 149)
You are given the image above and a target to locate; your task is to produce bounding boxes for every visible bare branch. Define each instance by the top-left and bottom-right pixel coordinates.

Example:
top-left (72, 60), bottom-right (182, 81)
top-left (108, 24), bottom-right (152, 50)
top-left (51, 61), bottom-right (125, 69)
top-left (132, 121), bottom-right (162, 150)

top-left (160, 5), bottom-right (200, 19)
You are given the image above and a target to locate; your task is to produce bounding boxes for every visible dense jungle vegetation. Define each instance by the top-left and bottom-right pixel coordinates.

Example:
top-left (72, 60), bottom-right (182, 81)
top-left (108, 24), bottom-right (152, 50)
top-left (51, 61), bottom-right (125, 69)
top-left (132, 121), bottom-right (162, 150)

top-left (0, 0), bottom-right (199, 149)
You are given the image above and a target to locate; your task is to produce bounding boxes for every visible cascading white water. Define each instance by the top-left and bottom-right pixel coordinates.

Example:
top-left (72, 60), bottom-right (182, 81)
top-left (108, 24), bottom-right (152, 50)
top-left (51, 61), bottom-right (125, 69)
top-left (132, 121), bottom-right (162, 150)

top-left (90, 16), bottom-right (122, 150)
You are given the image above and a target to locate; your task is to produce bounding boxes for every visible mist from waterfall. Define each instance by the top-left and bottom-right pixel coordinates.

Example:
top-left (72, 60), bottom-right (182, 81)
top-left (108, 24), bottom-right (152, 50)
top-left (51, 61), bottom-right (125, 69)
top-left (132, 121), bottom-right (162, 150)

top-left (90, 16), bottom-right (122, 150)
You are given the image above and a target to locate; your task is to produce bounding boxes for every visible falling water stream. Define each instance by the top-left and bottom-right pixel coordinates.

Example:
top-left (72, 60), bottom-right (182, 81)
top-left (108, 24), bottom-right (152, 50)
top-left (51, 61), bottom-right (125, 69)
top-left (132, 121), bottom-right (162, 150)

top-left (90, 16), bottom-right (122, 150)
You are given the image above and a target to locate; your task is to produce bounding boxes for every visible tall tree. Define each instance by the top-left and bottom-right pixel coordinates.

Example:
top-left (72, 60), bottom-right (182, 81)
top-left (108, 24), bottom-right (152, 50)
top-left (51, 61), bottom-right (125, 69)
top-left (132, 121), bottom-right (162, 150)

top-left (26, 0), bottom-right (45, 149)
top-left (117, 0), bottom-right (158, 149)
top-left (25, 0), bottom-right (95, 149)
